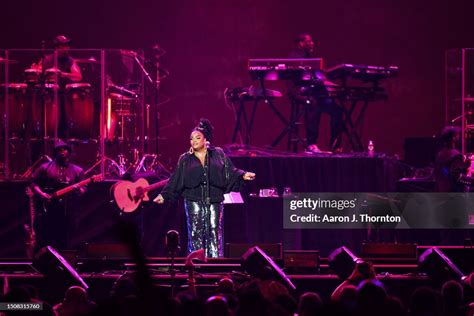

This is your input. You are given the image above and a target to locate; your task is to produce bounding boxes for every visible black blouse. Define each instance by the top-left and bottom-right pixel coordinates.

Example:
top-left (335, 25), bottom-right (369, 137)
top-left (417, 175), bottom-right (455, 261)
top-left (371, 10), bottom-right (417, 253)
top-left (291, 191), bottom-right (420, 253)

top-left (161, 147), bottom-right (245, 203)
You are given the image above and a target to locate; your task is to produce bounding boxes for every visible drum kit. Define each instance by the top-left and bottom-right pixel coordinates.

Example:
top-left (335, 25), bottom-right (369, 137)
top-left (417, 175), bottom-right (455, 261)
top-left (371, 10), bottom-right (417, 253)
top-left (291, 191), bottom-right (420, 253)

top-left (0, 56), bottom-right (139, 142)
top-left (1, 49), bottom-right (167, 179)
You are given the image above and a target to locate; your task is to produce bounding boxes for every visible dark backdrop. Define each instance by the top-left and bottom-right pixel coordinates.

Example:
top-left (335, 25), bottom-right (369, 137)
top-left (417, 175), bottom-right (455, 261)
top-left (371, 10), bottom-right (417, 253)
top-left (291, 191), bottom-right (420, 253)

top-left (1, 0), bottom-right (472, 163)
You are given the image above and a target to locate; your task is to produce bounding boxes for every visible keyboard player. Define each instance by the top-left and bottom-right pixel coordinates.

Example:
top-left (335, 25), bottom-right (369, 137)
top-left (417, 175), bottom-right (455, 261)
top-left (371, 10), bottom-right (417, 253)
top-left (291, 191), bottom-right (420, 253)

top-left (288, 33), bottom-right (343, 153)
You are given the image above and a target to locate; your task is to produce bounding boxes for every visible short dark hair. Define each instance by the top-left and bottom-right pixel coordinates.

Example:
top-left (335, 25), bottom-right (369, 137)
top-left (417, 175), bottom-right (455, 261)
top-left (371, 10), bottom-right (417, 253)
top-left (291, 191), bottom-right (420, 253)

top-left (295, 33), bottom-right (311, 44)
top-left (440, 126), bottom-right (460, 144)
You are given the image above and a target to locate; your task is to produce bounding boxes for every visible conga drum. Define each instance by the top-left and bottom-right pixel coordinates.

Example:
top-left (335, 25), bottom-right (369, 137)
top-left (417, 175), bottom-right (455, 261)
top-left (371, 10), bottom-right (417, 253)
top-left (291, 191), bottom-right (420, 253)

top-left (45, 68), bottom-right (61, 83)
top-left (0, 83), bottom-right (28, 138)
top-left (64, 83), bottom-right (94, 140)
top-left (30, 84), bottom-right (60, 139)
top-left (23, 69), bottom-right (41, 84)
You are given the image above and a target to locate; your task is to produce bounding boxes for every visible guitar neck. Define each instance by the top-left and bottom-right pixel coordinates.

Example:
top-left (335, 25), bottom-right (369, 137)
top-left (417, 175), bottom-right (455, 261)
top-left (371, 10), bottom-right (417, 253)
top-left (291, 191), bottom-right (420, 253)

top-left (52, 177), bottom-right (92, 198)
top-left (143, 179), bottom-right (169, 193)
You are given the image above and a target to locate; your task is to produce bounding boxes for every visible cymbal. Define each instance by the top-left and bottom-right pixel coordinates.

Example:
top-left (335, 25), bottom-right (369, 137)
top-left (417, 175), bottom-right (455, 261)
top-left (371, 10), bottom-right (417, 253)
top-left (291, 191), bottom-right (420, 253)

top-left (0, 57), bottom-right (19, 64)
top-left (75, 57), bottom-right (100, 64)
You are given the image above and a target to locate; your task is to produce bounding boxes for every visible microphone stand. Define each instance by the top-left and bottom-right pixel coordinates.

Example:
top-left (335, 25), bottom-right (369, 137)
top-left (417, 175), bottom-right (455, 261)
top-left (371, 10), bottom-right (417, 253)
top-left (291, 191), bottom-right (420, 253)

top-left (144, 47), bottom-right (166, 155)
top-left (169, 246), bottom-right (177, 298)
top-left (205, 143), bottom-right (211, 206)
top-left (20, 155), bottom-right (52, 179)
top-left (108, 82), bottom-right (139, 97)
top-left (133, 54), bottom-right (153, 84)
top-left (205, 144), bottom-right (211, 256)
top-left (152, 53), bottom-right (161, 156)
top-left (451, 112), bottom-right (473, 124)
top-left (23, 41), bottom-right (49, 178)
top-left (130, 53), bottom-right (154, 155)
top-left (121, 48), bottom-right (167, 171)
top-left (166, 231), bottom-right (180, 298)
top-left (150, 45), bottom-right (167, 155)
top-left (41, 41), bottom-right (48, 159)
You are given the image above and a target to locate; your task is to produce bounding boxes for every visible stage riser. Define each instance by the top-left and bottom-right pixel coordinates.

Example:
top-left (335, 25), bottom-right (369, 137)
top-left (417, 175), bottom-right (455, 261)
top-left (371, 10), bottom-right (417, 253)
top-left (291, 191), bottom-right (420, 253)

top-left (230, 155), bottom-right (404, 193)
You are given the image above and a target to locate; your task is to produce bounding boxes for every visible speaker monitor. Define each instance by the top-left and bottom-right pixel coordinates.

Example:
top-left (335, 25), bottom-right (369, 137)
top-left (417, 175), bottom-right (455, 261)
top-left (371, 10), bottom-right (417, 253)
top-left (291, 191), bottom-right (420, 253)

top-left (362, 243), bottom-right (418, 260)
top-left (226, 243), bottom-right (282, 259)
top-left (283, 250), bottom-right (319, 272)
top-left (58, 250), bottom-right (79, 269)
top-left (328, 246), bottom-right (359, 280)
top-left (418, 247), bottom-right (465, 283)
top-left (86, 243), bottom-right (132, 259)
top-left (242, 246), bottom-right (296, 291)
top-left (417, 246), bottom-right (474, 274)
top-left (33, 246), bottom-right (88, 289)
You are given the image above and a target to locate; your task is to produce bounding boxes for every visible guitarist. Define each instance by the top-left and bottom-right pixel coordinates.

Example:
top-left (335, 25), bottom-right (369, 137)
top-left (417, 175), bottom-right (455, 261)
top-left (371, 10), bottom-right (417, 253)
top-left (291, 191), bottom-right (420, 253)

top-left (30, 141), bottom-right (85, 252)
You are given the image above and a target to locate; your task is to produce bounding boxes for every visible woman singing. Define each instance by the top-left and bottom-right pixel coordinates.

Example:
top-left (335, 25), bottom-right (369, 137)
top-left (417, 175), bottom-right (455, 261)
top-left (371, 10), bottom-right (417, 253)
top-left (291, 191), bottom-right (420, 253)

top-left (154, 119), bottom-right (256, 257)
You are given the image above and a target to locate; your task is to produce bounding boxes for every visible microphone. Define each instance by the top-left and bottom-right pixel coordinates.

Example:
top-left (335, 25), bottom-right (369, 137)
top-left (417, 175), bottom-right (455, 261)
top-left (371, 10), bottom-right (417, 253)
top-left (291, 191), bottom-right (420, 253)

top-left (205, 141), bottom-right (211, 149)
top-left (44, 155), bottom-right (53, 162)
top-left (166, 230), bottom-right (180, 253)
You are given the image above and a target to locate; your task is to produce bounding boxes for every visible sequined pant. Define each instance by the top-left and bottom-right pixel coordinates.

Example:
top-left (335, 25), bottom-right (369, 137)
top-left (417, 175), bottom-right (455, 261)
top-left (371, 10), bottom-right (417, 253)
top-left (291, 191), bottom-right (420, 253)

top-left (184, 200), bottom-right (224, 258)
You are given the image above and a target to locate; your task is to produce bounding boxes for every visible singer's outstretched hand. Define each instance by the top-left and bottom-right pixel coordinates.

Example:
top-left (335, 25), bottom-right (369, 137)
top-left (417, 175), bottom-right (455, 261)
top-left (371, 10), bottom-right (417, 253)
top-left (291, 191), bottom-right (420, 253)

top-left (243, 172), bottom-right (256, 181)
top-left (153, 194), bottom-right (165, 204)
